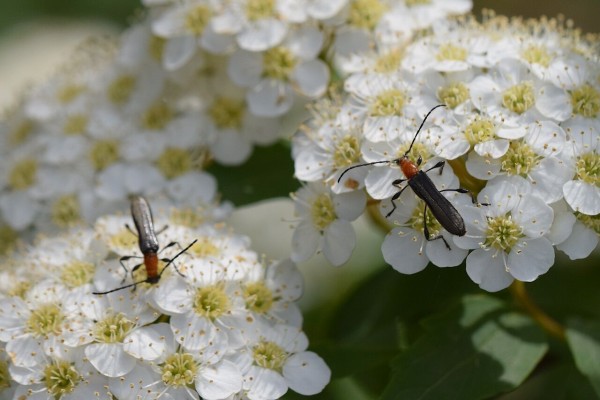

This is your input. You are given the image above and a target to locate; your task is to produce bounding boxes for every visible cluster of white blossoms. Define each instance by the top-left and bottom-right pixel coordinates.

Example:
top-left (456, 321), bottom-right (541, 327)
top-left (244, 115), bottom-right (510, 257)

top-left (0, 0), bottom-right (472, 248)
top-left (291, 13), bottom-right (600, 292)
top-left (0, 204), bottom-right (329, 399)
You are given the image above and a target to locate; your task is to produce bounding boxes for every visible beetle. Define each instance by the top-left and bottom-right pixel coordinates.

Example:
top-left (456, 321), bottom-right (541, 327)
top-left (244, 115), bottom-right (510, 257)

top-left (338, 104), bottom-right (483, 250)
top-left (93, 196), bottom-right (197, 295)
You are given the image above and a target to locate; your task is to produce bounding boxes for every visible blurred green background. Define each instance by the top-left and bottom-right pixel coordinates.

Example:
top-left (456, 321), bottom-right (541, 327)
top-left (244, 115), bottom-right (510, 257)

top-left (0, 0), bottom-right (599, 33)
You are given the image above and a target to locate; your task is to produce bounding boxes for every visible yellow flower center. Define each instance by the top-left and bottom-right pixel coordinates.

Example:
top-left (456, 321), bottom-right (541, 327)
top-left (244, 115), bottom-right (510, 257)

top-left (263, 47), bottom-right (297, 81)
top-left (570, 84), bottom-right (600, 118)
top-left (27, 304), bottom-right (64, 337)
top-left (193, 285), bottom-right (230, 319)
top-left (576, 213), bottom-right (600, 234)
top-left (521, 45), bottom-right (551, 67)
top-left (435, 43), bottom-right (468, 62)
top-left (60, 260), bottom-right (95, 288)
top-left (484, 215), bottom-right (523, 252)
top-left (333, 135), bottom-right (361, 169)
top-left (44, 361), bottom-right (81, 397)
top-left (348, 0), bottom-right (387, 30)
top-left (311, 193), bottom-right (336, 231)
top-left (8, 158), bottom-right (37, 189)
top-left (56, 84), bottom-right (85, 104)
top-left (370, 88), bottom-right (407, 117)
top-left (501, 141), bottom-right (541, 176)
top-left (156, 147), bottom-right (194, 179)
top-left (405, 0), bottom-right (431, 6)
top-left (190, 237), bottom-right (220, 258)
top-left (108, 75), bottom-right (136, 104)
top-left (93, 313), bottom-right (134, 343)
top-left (185, 5), bottom-right (212, 35)
top-left (150, 36), bottom-right (166, 61)
top-left (0, 359), bottom-right (10, 391)
top-left (408, 202), bottom-right (443, 238)
top-left (89, 139), bottom-right (120, 171)
top-left (51, 195), bottom-right (81, 228)
top-left (437, 82), bottom-right (470, 109)
top-left (0, 226), bottom-right (18, 256)
top-left (373, 48), bottom-right (404, 74)
top-left (141, 102), bottom-right (174, 130)
top-left (244, 282), bottom-right (274, 313)
top-left (575, 151), bottom-right (599, 186)
top-left (209, 97), bottom-right (246, 129)
top-left (464, 118), bottom-right (496, 145)
top-left (253, 341), bottom-right (288, 371)
top-left (502, 82), bottom-right (535, 114)
top-left (246, 0), bottom-right (276, 21)
top-left (162, 353), bottom-right (198, 387)
top-left (63, 114), bottom-right (88, 135)
top-left (9, 120), bottom-right (34, 145)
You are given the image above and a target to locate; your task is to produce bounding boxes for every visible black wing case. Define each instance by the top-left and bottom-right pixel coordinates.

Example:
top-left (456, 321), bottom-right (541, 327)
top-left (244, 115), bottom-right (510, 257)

top-left (408, 171), bottom-right (466, 236)
top-left (130, 196), bottom-right (160, 253)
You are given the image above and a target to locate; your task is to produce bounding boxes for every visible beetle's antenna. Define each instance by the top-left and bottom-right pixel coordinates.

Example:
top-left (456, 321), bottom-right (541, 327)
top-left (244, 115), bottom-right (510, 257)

top-left (337, 160), bottom-right (397, 183)
top-left (404, 104), bottom-right (446, 157)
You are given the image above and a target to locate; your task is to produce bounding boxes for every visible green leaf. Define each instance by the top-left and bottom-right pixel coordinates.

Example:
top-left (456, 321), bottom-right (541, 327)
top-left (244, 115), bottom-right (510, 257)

top-left (381, 294), bottom-right (548, 400)
top-left (311, 343), bottom-right (396, 379)
top-left (566, 318), bottom-right (600, 397)
top-left (207, 142), bottom-right (297, 207)
top-left (498, 363), bottom-right (599, 400)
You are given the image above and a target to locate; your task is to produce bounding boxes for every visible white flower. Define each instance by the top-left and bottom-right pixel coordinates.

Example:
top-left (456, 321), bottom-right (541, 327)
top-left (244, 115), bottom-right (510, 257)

top-left (291, 182), bottom-right (366, 266)
top-left (469, 59), bottom-right (571, 126)
top-left (294, 107), bottom-right (365, 193)
top-left (380, 164), bottom-right (470, 273)
top-left (556, 214), bottom-right (599, 260)
top-left (148, 0), bottom-right (226, 70)
top-left (152, 258), bottom-right (258, 351)
top-left (0, 280), bottom-right (72, 368)
top-left (465, 120), bottom-right (574, 204)
top-left (454, 179), bottom-right (555, 292)
top-left (344, 73), bottom-right (423, 142)
top-left (231, 324), bottom-right (330, 398)
top-left (109, 328), bottom-right (242, 400)
top-left (10, 349), bottom-right (111, 400)
top-left (562, 128), bottom-right (600, 215)
top-left (243, 259), bottom-right (304, 327)
top-left (402, 21), bottom-right (494, 74)
top-left (228, 26), bottom-right (328, 117)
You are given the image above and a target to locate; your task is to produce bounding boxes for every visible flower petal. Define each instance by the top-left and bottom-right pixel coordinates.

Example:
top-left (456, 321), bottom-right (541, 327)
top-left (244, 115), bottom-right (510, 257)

top-left (283, 352), bottom-right (331, 396)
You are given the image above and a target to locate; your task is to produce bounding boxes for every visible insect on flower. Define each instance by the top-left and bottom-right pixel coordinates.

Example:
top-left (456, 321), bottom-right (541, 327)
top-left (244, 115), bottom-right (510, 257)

top-left (93, 196), bottom-right (197, 294)
top-left (338, 104), bottom-right (486, 250)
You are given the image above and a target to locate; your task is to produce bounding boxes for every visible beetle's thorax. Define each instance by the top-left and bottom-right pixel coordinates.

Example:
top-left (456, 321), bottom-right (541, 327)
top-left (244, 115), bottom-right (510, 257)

top-left (399, 156), bottom-right (419, 179)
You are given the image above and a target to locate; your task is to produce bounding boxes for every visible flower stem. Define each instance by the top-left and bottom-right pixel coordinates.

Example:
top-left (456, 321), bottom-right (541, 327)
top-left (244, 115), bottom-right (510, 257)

top-left (509, 280), bottom-right (565, 340)
top-left (448, 158), bottom-right (486, 194)
top-left (366, 198), bottom-right (392, 233)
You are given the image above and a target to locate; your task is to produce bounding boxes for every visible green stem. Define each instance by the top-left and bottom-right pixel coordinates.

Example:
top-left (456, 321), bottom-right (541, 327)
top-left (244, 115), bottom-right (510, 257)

top-left (509, 280), bottom-right (565, 340)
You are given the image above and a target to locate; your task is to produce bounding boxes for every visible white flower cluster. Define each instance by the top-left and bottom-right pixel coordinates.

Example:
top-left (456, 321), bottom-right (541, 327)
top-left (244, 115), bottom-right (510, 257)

top-left (291, 14), bottom-right (600, 291)
top-left (0, 204), bottom-right (329, 399)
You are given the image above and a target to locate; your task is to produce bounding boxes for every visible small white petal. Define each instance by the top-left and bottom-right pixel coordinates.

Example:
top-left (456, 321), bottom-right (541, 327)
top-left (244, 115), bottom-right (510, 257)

top-left (85, 343), bottom-right (136, 377)
top-left (237, 19), bottom-right (287, 51)
top-left (334, 190), bottom-right (366, 220)
top-left (547, 210), bottom-right (576, 245)
top-left (323, 219), bottom-right (355, 266)
top-left (247, 80), bottom-right (294, 117)
top-left (513, 195), bottom-right (553, 238)
top-left (291, 221), bottom-right (320, 263)
top-left (283, 352), bottom-right (331, 395)
top-left (466, 249), bottom-right (514, 292)
top-left (292, 60), bottom-right (330, 98)
top-left (426, 233), bottom-right (469, 267)
top-left (507, 238), bottom-right (554, 282)
top-left (212, 129), bottom-right (252, 165)
top-left (563, 180), bottom-right (600, 215)
top-left (123, 325), bottom-right (168, 361)
top-left (196, 360), bottom-right (243, 400)
top-left (163, 36), bottom-right (197, 71)
top-left (557, 221), bottom-right (599, 260)
top-left (536, 84), bottom-right (571, 121)
top-left (474, 139), bottom-right (509, 159)
top-left (246, 366), bottom-right (288, 399)
top-left (382, 228), bottom-right (429, 274)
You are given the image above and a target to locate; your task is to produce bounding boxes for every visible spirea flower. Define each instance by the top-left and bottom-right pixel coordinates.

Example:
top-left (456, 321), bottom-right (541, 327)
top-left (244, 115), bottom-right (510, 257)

top-left (291, 12), bottom-right (599, 290)
top-left (0, 203), bottom-right (329, 399)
